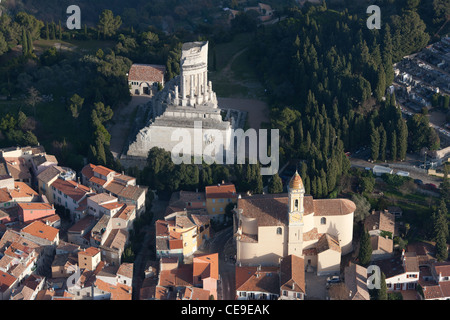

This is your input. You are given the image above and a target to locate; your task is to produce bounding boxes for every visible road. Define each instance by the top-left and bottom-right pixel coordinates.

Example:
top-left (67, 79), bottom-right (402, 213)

top-left (349, 154), bottom-right (442, 186)
top-left (195, 226), bottom-right (236, 300)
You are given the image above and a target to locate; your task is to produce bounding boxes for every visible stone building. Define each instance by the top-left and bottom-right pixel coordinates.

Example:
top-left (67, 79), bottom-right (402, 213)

top-left (125, 41), bottom-right (243, 163)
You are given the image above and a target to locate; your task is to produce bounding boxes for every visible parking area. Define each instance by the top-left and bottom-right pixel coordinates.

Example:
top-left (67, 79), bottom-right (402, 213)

top-left (305, 272), bottom-right (329, 300)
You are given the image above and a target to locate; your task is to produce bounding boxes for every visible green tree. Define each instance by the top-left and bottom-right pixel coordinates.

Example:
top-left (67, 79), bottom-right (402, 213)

top-left (358, 230), bottom-right (372, 267)
top-left (98, 10), bottom-right (122, 39)
top-left (351, 193), bottom-right (371, 223)
top-left (268, 173), bottom-right (283, 194)
top-left (370, 127), bottom-right (380, 161)
top-left (433, 200), bottom-right (449, 261)
top-left (68, 94), bottom-right (84, 119)
top-left (21, 27), bottom-right (28, 56)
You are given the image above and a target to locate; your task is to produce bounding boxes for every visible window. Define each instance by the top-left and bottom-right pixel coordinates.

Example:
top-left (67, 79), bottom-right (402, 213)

top-left (294, 199), bottom-right (298, 210)
top-left (277, 227), bottom-right (282, 235)
top-left (282, 291), bottom-right (287, 296)
top-left (321, 217), bottom-right (326, 225)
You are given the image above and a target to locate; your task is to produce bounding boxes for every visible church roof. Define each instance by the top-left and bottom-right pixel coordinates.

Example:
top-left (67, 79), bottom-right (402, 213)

top-left (237, 193), bottom-right (355, 227)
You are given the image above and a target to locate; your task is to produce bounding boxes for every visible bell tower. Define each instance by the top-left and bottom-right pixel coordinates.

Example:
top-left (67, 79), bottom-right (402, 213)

top-left (287, 171), bottom-right (304, 256)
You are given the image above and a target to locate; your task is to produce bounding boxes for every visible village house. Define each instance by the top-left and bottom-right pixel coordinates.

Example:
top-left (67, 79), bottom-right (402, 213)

top-left (81, 164), bottom-right (147, 215)
top-left (20, 220), bottom-right (59, 247)
top-left (364, 209), bottom-right (396, 261)
top-left (9, 274), bottom-right (45, 300)
top-left (235, 265), bottom-right (280, 300)
top-left (78, 247), bottom-right (101, 271)
top-left (279, 254), bottom-right (306, 300)
top-left (128, 63), bottom-right (166, 96)
top-left (205, 182), bottom-right (237, 220)
top-left (155, 210), bottom-right (210, 260)
top-left (372, 250), bottom-right (420, 292)
top-left (67, 215), bottom-right (97, 247)
top-left (155, 254), bottom-right (218, 300)
top-left (328, 263), bottom-right (370, 300)
top-left (419, 261), bottom-right (450, 300)
top-left (49, 178), bottom-right (94, 221)
top-left (37, 166), bottom-right (76, 203)
top-left (17, 202), bottom-right (55, 224)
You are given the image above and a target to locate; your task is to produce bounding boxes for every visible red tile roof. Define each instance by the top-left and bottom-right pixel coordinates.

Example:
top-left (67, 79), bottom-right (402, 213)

top-left (128, 64), bottom-right (165, 82)
top-left (193, 253), bottom-right (219, 281)
top-left (93, 165), bottom-right (114, 177)
top-left (205, 183), bottom-right (237, 199)
top-left (21, 220), bottom-right (59, 242)
top-left (0, 270), bottom-right (17, 293)
top-left (51, 178), bottom-right (91, 202)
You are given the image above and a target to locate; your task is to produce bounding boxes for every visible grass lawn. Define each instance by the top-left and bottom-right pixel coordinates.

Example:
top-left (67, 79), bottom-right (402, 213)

top-left (210, 32), bottom-right (253, 72)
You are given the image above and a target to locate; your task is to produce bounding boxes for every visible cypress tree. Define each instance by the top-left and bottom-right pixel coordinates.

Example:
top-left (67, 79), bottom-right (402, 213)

top-left (397, 119), bottom-right (408, 161)
top-left (390, 131), bottom-right (397, 161)
top-left (358, 230), bottom-right (372, 267)
top-left (45, 22), bottom-right (50, 40)
top-left (370, 127), bottom-right (380, 161)
top-left (379, 125), bottom-right (387, 162)
top-left (26, 30), bottom-right (33, 55)
top-left (268, 173), bottom-right (283, 194)
top-left (21, 28), bottom-right (28, 56)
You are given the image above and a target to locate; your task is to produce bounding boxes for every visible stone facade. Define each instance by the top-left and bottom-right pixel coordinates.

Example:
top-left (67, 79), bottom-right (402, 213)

top-left (125, 41), bottom-right (241, 161)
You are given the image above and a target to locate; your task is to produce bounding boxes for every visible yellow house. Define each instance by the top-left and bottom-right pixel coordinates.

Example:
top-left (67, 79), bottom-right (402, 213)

top-left (205, 182), bottom-right (237, 220)
top-left (156, 210), bottom-right (210, 260)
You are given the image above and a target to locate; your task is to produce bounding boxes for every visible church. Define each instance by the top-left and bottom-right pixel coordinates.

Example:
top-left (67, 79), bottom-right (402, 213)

top-left (234, 171), bottom-right (356, 276)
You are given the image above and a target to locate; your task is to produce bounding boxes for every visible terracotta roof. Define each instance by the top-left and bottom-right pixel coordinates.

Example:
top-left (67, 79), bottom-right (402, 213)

top-left (37, 166), bottom-right (66, 184)
top-left (95, 279), bottom-right (132, 300)
top-left (21, 220), bottom-right (59, 242)
top-left (89, 176), bottom-right (108, 186)
top-left (371, 235), bottom-right (393, 253)
top-left (159, 264), bottom-right (193, 288)
top-left (10, 182), bottom-right (38, 199)
top-left (113, 204), bottom-right (135, 221)
top-left (316, 234), bottom-right (341, 254)
top-left (88, 193), bottom-right (117, 205)
top-left (403, 252), bottom-right (419, 273)
top-left (205, 183), bottom-right (237, 199)
top-left (365, 210), bottom-right (395, 233)
top-left (93, 165), bottom-right (114, 177)
top-left (18, 202), bottom-right (53, 211)
top-left (117, 263), bottom-right (134, 279)
top-left (79, 247), bottom-right (100, 257)
top-left (128, 64), bottom-right (165, 82)
top-left (3, 157), bottom-right (31, 180)
top-left (280, 254), bottom-right (305, 293)
top-left (432, 262), bottom-right (450, 278)
top-left (344, 263), bottom-right (370, 300)
top-left (81, 164), bottom-right (96, 181)
top-left (235, 266), bottom-right (279, 294)
top-left (117, 184), bottom-right (145, 201)
top-left (155, 220), bottom-right (175, 237)
top-left (184, 287), bottom-right (211, 300)
top-left (51, 179), bottom-right (91, 202)
top-left (313, 198), bottom-right (356, 216)
top-left (67, 215), bottom-right (96, 233)
top-left (193, 253), bottom-right (219, 281)
top-left (0, 270), bottom-right (17, 292)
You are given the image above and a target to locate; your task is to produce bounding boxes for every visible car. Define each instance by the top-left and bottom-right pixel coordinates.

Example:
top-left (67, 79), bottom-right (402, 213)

top-left (414, 179), bottom-right (423, 185)
top-left (326, 276), bottom-right (341, 284)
